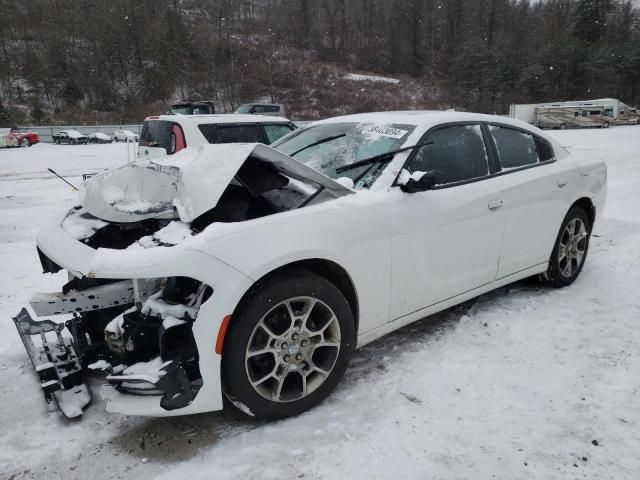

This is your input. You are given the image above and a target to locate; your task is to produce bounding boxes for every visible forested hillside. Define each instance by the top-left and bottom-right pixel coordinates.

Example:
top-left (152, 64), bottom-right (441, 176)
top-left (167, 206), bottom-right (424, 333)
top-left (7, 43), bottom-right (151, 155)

top-left (1, 0), bottom-right (639, 125)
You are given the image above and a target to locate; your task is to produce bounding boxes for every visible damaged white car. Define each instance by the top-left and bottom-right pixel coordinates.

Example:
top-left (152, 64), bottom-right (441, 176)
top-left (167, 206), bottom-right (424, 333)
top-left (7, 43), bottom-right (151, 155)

top-left (13, 112), bottom-right (607, 419)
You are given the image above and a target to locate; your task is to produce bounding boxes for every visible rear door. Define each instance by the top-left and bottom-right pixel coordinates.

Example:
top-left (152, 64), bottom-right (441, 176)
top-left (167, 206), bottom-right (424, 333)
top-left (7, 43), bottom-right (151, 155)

top-left (389, 123), bottom-right (506, 320)
top-left (486, 125), bottom-right (574, 278)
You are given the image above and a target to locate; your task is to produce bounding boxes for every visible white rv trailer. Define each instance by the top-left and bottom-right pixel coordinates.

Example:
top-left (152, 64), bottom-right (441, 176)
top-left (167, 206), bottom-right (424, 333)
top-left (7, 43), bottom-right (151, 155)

top-left (509, 98), bottom-right (639, 128)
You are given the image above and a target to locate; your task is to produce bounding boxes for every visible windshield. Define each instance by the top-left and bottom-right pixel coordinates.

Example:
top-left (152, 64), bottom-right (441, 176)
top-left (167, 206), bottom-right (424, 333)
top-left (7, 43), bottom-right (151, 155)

top-left (234, 105), bottom-right (253, 113)
top-left (272, 122), bottom-right (416, 188)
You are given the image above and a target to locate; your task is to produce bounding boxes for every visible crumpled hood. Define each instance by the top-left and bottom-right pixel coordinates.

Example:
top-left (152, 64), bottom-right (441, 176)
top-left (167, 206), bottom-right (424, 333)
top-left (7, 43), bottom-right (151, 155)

top-left (79, 143), bottom-right (353, 223)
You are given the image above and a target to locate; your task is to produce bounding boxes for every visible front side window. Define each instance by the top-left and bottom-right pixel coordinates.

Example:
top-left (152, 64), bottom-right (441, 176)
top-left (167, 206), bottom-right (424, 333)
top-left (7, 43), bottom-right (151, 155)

top-left (404, 124), bottom-right (489, 186)
top-left (490, 126), bottom-right (539, 169)
top-left (198, 124), bottom-right (264, 144)
top-left (263, 124), bottom-right (295, 144)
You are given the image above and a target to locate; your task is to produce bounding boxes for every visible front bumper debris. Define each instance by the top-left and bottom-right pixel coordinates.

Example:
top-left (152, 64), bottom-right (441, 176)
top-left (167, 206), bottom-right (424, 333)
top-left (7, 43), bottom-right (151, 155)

top-left (11, 308), bottom-right (91, 418)
top-left (107, 361), bottom-right (201, 411)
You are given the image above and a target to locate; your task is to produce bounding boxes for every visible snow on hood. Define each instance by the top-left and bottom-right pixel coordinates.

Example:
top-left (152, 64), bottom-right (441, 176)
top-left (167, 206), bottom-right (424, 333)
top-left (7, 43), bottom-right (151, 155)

top-left (79, 143), bottom-right (354, 223)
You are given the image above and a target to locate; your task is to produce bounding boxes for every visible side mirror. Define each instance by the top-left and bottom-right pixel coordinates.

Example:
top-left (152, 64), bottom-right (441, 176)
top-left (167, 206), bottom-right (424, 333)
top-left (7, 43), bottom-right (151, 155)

top-left (400, 170), bottom-right (438, 193)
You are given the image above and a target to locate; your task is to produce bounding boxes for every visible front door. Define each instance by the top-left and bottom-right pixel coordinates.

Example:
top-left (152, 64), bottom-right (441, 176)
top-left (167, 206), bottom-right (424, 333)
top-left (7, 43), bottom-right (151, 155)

top-left (389, 124), bottom-right (505, 320)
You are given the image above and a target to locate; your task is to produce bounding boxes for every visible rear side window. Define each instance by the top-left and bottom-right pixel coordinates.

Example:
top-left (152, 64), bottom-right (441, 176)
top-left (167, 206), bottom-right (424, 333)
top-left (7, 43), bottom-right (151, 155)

top-left (140, 120), bottom-right (185, 155)
top-left (406, 124), bottom-right (489, 185)
top-left (534, 137), bottom-right (555, 162)
top-left (490, 126), bottom-right (539, 169)
top-left (265, 106), bottom-right (280, 113)
top-left (263, 124), bottom-right (294, 144)
top-left (198, 124), bottom-right (264, 144)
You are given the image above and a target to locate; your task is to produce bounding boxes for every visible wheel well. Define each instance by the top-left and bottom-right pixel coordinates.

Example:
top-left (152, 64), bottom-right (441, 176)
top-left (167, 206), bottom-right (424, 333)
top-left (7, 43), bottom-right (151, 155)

top-left (240, 259), bottom-right (359, 335)
top-left (572, 197), bottom-right (596, 227)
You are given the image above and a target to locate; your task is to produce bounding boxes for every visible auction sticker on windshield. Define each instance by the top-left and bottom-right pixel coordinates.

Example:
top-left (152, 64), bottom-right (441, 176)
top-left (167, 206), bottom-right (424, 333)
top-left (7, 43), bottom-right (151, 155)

top-left (364, 126), bottom-right (409, 139)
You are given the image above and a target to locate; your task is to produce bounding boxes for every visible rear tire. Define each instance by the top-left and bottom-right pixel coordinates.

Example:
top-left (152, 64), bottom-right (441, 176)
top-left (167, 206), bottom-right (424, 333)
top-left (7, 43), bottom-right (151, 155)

top-left (559, 123), bottom-right (567, 130)
top-left (541, 207), bottom-right (591, 287)
top-left (222, 269), bottom-right (355, 420)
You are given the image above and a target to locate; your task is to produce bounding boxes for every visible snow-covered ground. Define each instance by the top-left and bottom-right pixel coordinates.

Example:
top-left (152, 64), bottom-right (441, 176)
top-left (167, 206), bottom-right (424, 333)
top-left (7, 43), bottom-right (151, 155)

top-left (1, 127), bottom-right (639, 479)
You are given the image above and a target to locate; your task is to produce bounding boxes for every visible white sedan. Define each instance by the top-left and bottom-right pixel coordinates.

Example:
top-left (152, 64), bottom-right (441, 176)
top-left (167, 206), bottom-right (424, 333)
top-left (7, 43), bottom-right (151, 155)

top-left (112, 129), bottom-right (138, 142)
top-left (14, 112), bottom-right (606, 419)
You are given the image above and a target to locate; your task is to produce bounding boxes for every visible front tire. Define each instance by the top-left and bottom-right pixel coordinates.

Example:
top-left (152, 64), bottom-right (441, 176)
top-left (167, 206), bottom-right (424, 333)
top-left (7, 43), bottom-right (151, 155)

top-left (542, 207), bottom-right (591, 287)
top-left (222, 269), bottom-right (355, 420)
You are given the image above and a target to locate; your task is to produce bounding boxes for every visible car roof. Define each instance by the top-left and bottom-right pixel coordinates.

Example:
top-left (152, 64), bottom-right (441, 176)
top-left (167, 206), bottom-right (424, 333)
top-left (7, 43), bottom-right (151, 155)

top-left (314, 110), bottom-right (570, 158)
top-left (315, 110), bottom-right (531, 128)
top-left (151, 114), bottom-right (290, 124)
top-left (240, 103), bottom-right (282, 107)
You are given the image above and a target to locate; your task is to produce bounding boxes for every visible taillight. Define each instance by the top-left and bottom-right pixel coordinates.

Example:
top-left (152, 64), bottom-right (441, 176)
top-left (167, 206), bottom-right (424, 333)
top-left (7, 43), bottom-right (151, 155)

top-left (172, 124), bottom-right (186, 153)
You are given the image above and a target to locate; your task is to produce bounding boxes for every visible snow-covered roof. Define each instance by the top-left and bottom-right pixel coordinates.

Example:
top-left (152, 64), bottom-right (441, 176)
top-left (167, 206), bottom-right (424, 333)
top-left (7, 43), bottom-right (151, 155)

top-left (153, 114), bottom-right (291, 124)
top-left (314, 111), bottom-right (570, 158)
top-left (316, 111), bottom-right (526, 128)
top-left (62, 130), bottom-right (85, 137)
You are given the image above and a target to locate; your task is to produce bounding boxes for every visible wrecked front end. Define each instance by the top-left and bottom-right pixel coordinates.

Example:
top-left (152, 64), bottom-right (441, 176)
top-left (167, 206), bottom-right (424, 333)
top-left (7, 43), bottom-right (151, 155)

top-left (14, 274), bottom-right (208, 417)
top-left (13, 143), bottom-right (353, 418)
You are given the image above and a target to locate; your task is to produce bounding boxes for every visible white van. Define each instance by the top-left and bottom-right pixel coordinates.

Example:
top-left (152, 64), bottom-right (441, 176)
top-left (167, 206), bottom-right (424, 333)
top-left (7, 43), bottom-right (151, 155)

top-left (138, 114), bottom-right (297, 159)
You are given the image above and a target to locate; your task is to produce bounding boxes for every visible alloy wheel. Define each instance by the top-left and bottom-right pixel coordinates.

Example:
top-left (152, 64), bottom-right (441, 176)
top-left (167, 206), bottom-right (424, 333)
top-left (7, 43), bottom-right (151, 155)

top-left (558, 218), bottom-right (587, 278)
top-left (245, 296), bottom-right (341, 403)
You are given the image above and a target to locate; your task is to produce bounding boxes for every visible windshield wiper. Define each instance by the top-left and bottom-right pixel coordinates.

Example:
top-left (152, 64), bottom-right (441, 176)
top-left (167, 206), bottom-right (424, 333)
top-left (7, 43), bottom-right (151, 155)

top-left (334, 140), bottom-right (434, 175)
top-left (288, 133), bottom-right (347, 157)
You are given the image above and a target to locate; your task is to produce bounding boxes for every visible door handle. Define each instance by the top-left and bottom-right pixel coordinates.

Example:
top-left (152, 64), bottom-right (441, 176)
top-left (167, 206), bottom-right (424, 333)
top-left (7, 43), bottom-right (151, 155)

top-left (488, 199), bottom-right (503, 210)
top-left (557, 178), bottom-right (568, 187)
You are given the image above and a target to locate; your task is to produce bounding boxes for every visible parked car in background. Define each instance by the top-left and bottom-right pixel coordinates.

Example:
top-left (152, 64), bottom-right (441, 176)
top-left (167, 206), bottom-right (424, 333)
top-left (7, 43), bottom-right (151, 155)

top-left (112, 129), bottom-right (139, 142)
top-left (0, 128), bottom-right (19, 147)
top-left (234, 103), bottom-right (286, 117)
top-left (169, 100), bottom-right (216, 115)
top-left (52, 130), bottom-right (88, 144)
top-left (12, 128), bottom-right (39, 147)
top-left (138, 114), bottom-right (297, 159)
top-left (88, 132), bottom-right (113, 144)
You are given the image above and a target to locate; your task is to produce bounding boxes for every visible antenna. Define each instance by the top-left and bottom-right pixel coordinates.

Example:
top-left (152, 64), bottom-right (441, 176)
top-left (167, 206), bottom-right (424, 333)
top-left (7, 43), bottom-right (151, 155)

top-left (48, 168), bottom-right (79, 191)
